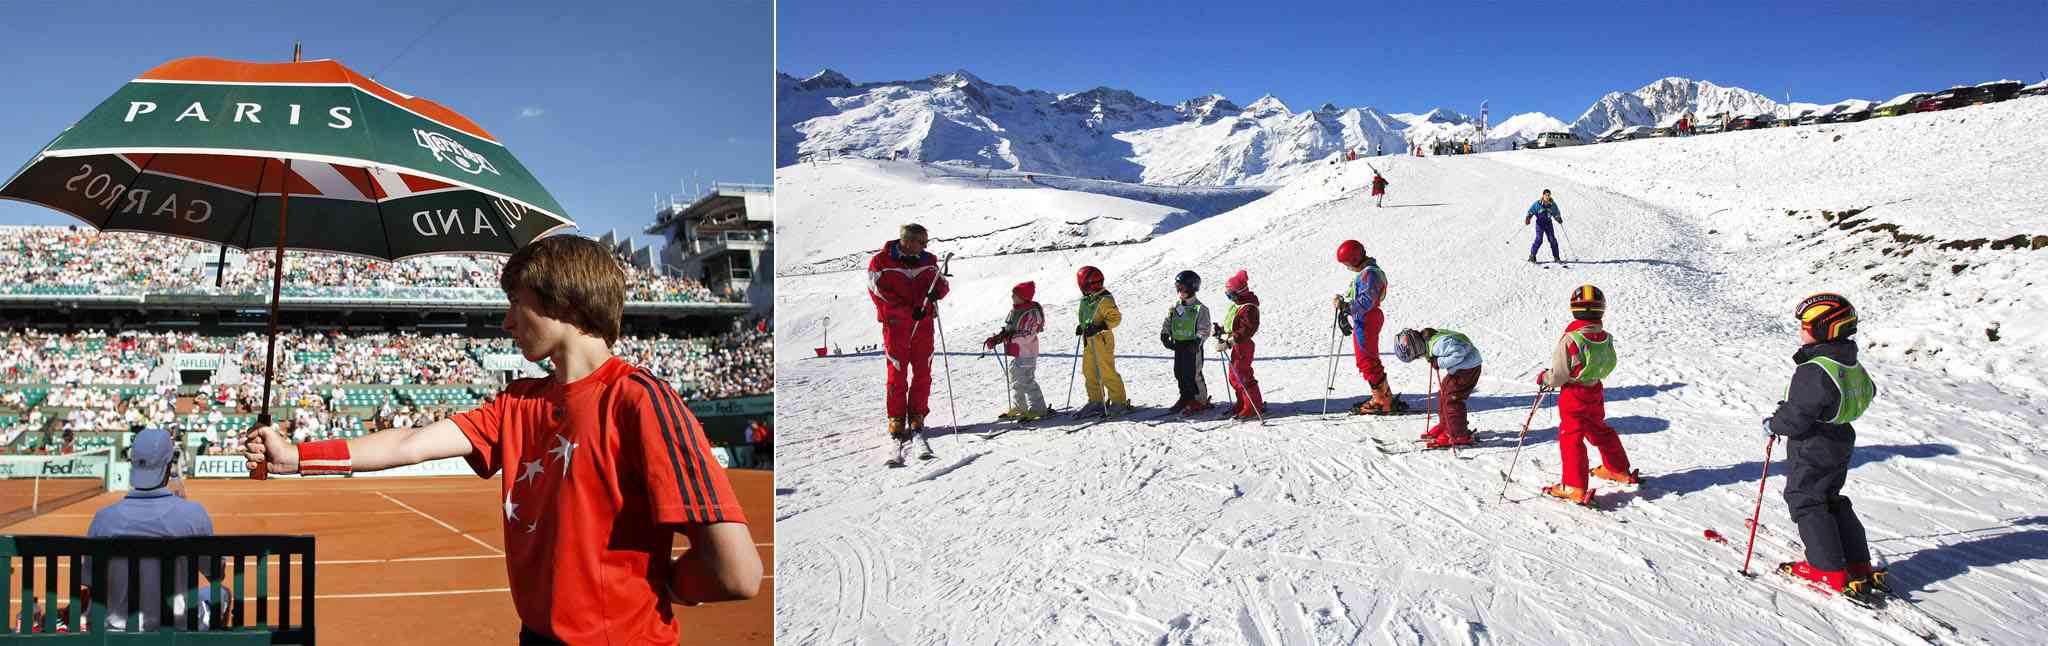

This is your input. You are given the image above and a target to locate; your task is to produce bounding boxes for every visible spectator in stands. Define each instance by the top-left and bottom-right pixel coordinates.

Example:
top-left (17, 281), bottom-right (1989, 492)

top-left (0, 226), bottom-right (727, 303)
top-left (82, 428), bottom-right (221, 631)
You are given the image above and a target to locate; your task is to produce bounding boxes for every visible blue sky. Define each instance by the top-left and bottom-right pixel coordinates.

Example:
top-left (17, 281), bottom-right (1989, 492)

top-left (780, 1), bottom-right (2044, 121)
top-left (0, 0), bottom-right (769, 249)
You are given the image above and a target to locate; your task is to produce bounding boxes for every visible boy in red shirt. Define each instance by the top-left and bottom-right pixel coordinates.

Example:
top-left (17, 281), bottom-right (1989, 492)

top-left (241, 235), bottom-right (760, 645)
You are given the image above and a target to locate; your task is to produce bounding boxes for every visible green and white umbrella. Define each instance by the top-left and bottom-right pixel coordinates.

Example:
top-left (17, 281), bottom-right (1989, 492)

top-left (0, 52), bottom-right (576, 477)
top-left (2, 54), bottom-right (574, 258)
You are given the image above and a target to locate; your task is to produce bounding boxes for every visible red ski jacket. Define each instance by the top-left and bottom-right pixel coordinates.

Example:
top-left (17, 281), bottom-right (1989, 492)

top-left (866, 239), bottom-right (949, 322)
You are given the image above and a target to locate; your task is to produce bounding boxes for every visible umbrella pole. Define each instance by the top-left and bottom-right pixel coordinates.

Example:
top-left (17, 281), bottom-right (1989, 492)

top-left (214, 244), bottom-right (228, 287)
top-left (252, 158), bottom-right (291, 480)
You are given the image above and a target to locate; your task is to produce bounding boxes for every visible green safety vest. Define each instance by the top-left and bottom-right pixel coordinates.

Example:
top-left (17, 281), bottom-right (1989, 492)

top-left (1168, 301), bottom-right (1205, 341)
top-left (1427, 329), bottom-right (1469, 352)
top-left (1078, 291), bottom-right (1108, 324)
top-left (1223, 302), bottom-right (1240, 334)
top-left (1785, 356), bottom-right (1876, 424)
top-left (1565, 327), bottom-right (1617, 384)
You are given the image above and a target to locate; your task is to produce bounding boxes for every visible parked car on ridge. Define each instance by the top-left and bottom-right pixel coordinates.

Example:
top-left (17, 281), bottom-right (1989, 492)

top-left (1527, 131), bottom-right (1585, 148)
top-left (1824, 100), bottom-right (1875, 123)
top-left (1975, 80), bottom-right (2023, 104)
top-left (2021, 80), bottom-right (2048, 98)
top-left (1914, 86), bottom-right (1978, 112)
top-left (1874, 92), bottom-right (1931, 117)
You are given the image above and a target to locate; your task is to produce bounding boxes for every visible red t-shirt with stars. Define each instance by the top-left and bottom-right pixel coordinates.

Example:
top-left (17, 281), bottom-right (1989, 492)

top-left (450, 355), bottom-right (747, 645)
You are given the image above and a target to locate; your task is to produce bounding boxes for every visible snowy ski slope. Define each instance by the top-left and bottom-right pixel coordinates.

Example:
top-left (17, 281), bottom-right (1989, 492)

top-left (773, 97), bottom-right (2048, 646)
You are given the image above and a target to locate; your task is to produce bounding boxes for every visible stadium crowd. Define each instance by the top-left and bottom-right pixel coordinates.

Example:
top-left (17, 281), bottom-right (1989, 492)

top-left (1, 327), bottom-right (774, 454)
top-left (0, 225), bottom-right (724, 302)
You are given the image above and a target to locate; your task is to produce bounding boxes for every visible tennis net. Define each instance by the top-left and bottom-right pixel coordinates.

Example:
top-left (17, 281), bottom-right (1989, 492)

top-left (0, 448), bottom-right (114, 527)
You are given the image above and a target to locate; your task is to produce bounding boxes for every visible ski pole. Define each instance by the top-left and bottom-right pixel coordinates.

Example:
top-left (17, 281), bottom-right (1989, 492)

top-left (1741, 434), bottom-right (1778, 577)
top-left (1321, 309), bottom-right (1341, 416)
top-left (935, 313), bottom-right (960, 446)
top-left (1212, 346), bottom-right (1228, 412)
top-left (1423, 364), bottom-right (1438, 443)
top-left (1498, 386), bottom-right (1552, 500)
top-left (995, 352), bottom-right (1013, 414)
top-left (1220, 346), bottom-right (1253, 422)
top-left (1065, 335), bottom-right (1081, 410)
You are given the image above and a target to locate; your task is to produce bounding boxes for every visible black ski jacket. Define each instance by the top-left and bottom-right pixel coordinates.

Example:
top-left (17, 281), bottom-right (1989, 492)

top-left (1768, 339), bottom-right (1863, 443)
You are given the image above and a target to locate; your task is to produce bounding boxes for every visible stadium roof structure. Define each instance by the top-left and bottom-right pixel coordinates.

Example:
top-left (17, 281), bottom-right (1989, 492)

top-left (646, 182), bottom-right (772, 236)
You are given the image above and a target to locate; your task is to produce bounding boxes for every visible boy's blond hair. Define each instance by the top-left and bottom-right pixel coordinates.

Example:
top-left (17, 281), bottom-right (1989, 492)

top-left (500, 234), bottom-right (626, 345)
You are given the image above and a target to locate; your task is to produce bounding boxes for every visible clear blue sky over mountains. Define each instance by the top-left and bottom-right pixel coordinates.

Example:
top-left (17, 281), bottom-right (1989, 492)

top-left (0, 0), bottom-right (769, 248)
top-left (780, 1), bottom-right (2044, 119)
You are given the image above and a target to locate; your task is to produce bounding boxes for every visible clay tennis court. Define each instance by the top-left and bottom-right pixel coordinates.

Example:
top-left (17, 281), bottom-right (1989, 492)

top-left (1, 469), bottom-right (772, 644)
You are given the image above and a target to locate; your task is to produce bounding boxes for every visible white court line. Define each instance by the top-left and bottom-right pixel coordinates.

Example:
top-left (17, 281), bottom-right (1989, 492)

top-left (375, 492), bottom-right (502, 555)
top-left (323, 587), bottom-right (510, 599)
top-left (41, 544), bottom-right (772, 568)
top-left (45, 511), bottom-right (414, 519)
top-left (196, 488), bottom-right (483, 498)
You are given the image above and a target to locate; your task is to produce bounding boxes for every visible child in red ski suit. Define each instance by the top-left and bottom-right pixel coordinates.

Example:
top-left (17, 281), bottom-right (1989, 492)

top-left (1536, 285), bottom-right (1636, 505)
top-left (1211, 270), bottom-right (1265, 419)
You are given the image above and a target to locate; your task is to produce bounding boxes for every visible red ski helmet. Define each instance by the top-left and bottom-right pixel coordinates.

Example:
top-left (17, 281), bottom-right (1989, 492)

top-left (1797, 293), bottom-right (1857, 341)
top-left (1076, 266), bottom-right (1105, 292)
top-left (1336, 240), bottom-right (1366, 266)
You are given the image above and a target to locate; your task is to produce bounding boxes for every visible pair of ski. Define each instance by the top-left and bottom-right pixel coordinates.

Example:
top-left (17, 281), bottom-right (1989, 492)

top-left (1704, 528), bottom-right (1957, 642)
top-left (883, 433), bottom-right (937, 468)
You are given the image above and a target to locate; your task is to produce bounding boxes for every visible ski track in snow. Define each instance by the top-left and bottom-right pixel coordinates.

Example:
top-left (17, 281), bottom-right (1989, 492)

top-left (775, 102), bottom-right (2048, 645)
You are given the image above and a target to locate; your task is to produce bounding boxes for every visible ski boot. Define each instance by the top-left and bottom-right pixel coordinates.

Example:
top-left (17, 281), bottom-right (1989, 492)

top-left (1591, 466), bottom-right (1642, 486)
top-left (1425, 432), bottom-right (1473, 449)
top-left (1016, 407), bottom-right (1052, 422)
top-left (1105, 401), bottom-right (1136, 417)
top-left (1167, 397), bottom-right (1190, 414)
top-left (1527, 253), bottom-right (1536, 263)
top-left (909, 413), bottom-right (927, 433)
top-left (1542, 483), bottom-right (1595, 506)
top-left (1182, 399), bottom-right (1214, 415)
top-left (997, 408), bottom-right (1021, 421)
top-left (1779, 561), bottom-right (1850, 595)
top-left (1074, 401), bottom-right (1106, 418)
top-left (1230, 403), bottom-right (1266, 420)
top-left (1353, 382), bottom-right (1409, 414)
top-left (914, 429), bottom-right (936, 461)
top-left (1420, 426), bottom-right (1442, 441)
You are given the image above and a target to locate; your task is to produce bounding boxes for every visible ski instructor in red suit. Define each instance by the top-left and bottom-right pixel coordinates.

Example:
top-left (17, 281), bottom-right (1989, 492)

top-left (868, 223), bottom-right (950, 442)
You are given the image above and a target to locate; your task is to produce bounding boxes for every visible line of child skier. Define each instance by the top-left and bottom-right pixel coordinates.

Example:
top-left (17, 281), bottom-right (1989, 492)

top-left (878, 216), bottom-right (1886, 603)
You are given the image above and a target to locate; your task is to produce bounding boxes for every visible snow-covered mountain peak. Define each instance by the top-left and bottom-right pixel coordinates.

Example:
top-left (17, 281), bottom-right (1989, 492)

top-left (1053, 86), bottom-right (1160, 116)
top-left (1175, 94), bottom-right (1241, 122)
top-left (797, 68), bottom-right (854, 91)
top-left (1243, 94), bottom-right (1291, 117)
top-left (928, 69), bottom-right (985, 88)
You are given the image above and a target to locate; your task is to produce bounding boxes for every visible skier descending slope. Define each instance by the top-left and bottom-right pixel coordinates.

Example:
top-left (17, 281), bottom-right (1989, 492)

top-left (1212, 270), bottom-right (1266, 420)
top-left (1370, 171), bottom-right (1390, 208)
top-left (1524, 189), bottom-right (1565, 263)
top-left (1333, 240), bottom-right (1406, 414)
top-left (1074, 266), bottom-right (1133, 418)
top-left (1766, 293), bottom-right (1886, 603)
top-left (867, 223), bottom-right (949, 464)
top-left (1160, 271), bottom-right (1214, 416)
top-left (1536, 285), bottom-right (1639, 506)
top-left (1394, 328), bottom-right (1482, 448)
top-left (984, 281), bottom-right (1050, 421)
